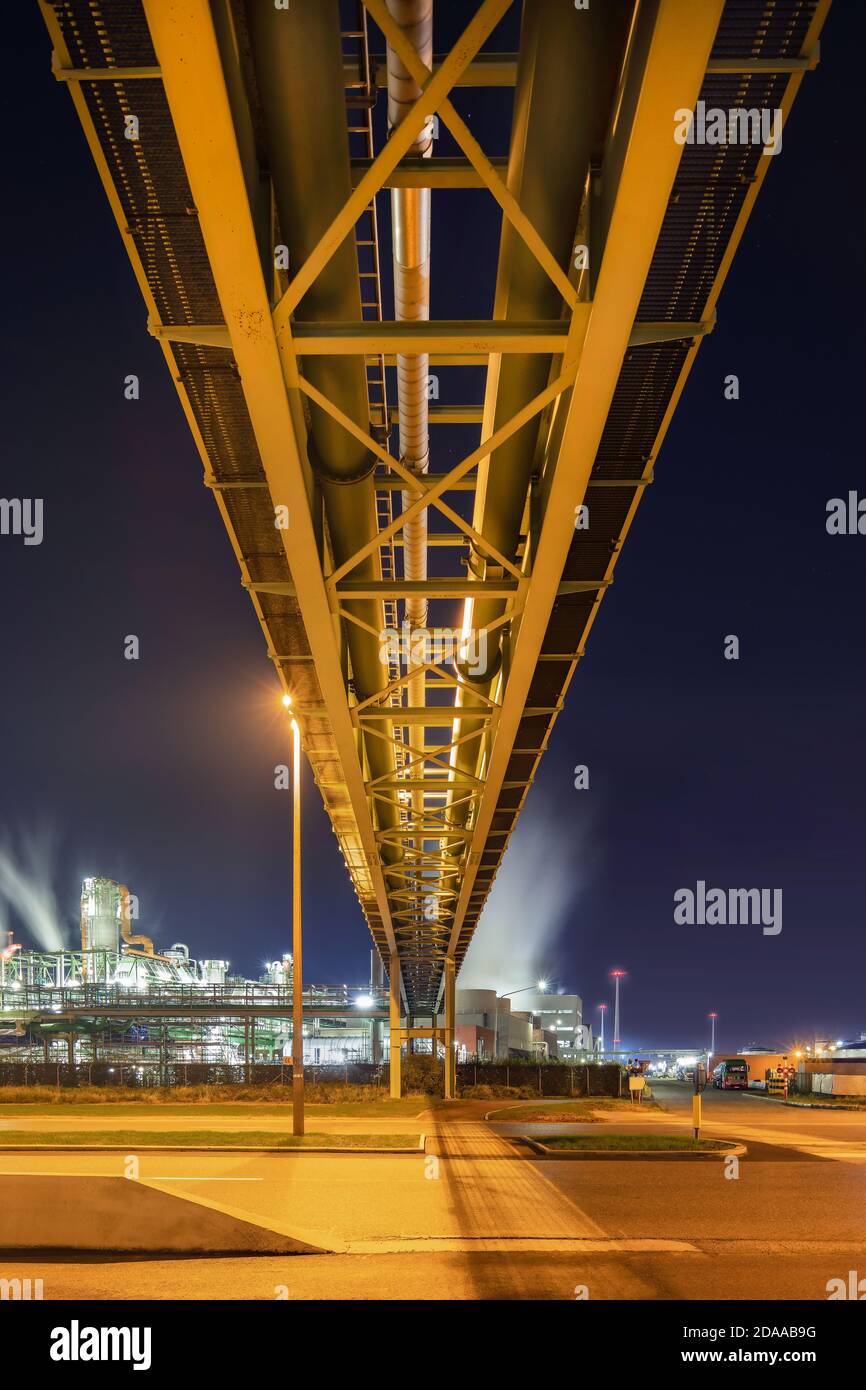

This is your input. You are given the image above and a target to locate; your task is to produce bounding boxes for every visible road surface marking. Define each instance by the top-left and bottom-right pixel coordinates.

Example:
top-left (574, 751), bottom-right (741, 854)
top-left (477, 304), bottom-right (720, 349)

top-left (704, 1121), bottom-right (866, 1162)
top-left (344, 1237), bottom-right (700, 1253)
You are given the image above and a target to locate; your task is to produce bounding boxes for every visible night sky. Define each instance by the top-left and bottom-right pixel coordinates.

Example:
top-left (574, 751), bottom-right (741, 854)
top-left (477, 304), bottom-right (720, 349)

top-left (2, 2), bottom-right (863, 1054)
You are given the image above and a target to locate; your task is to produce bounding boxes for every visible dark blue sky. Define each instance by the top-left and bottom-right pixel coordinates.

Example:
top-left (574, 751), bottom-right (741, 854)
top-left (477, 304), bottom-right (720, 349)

top-left (2, 2), bottom-right (863, 1052)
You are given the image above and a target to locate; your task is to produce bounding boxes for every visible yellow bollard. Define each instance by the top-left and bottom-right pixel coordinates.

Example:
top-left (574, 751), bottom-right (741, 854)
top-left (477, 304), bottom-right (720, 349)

top-left (692, 1092), bottom-right (701, 1139)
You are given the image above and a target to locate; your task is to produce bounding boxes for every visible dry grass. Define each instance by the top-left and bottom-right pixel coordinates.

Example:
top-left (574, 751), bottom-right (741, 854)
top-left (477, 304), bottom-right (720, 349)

top-left (0, 1083), bottom-right (428, 1106)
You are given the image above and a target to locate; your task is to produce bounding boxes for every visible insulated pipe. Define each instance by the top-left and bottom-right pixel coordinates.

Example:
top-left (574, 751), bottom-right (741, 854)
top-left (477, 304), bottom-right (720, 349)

top-left (386, 0), bottom-right (433, 645)
top-left (446, 0), bottom-right (634, 848)
top-left (244, 1), bottom-right (400, 853)
top-left (118, 884), bottom-right (155, 956)
top-left (385, 0), bottom-right (433, 878)
top-left (386, 6), bottom-right (433, 684)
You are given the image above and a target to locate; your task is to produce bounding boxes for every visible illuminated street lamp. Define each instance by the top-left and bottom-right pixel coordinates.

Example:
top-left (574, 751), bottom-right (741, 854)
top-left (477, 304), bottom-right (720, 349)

top-left (597, 1002), bottom-right (607, 1056)
top-left (493, 979), bottom-right (549, 1058)
top-left (282, 693), bottom-right (304, 1137)
top-left (610, 969), bottom-right (626, 1054)
top-left (708, 1011), bottom-right (718, 1058)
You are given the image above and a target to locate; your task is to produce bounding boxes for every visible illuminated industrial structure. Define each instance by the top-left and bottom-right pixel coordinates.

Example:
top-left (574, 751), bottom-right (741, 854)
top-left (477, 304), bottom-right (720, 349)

top-left (0, 878), bottom-right (387, 1070)
top-left (37, 0), bottom-right (828, 1095)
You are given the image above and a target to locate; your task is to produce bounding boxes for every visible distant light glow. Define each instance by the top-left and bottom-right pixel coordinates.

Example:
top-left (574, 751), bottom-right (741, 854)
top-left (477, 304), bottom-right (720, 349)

top-left (354, 994), bottom-right (373, 1008)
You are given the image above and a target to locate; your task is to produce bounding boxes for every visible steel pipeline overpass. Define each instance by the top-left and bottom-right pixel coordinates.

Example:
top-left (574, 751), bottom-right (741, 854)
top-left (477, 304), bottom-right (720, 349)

top-left (39, 0), bottom-right (828, 1095)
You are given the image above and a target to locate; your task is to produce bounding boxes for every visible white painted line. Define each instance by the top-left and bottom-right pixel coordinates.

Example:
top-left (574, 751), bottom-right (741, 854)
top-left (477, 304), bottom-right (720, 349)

top-left (344, 1237), bottom-right (700, 1254)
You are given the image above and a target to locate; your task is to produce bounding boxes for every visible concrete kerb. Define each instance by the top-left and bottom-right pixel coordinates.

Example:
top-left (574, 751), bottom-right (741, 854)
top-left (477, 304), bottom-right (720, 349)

top-left (0, 1135), bottom-right (427, 1155)
top-left (518, 1136), bottom-right (748, 1161)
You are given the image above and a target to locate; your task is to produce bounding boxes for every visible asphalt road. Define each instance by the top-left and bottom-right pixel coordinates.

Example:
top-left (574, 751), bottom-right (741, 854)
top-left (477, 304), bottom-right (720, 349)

top-left (2, 1082), bottom-right (864, 1300)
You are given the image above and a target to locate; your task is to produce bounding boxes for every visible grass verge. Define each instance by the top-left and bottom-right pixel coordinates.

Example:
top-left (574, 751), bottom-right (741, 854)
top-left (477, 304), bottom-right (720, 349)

top-left (540, 1134), bottom-right (730, 1152)
top-left (0, 1129), bottom-right (418, 1149)
top-left (0, 1085), bottom-right (436, 1108)
top-left (0, 1099), bottom-right (431, 1118)
top-left (488, 1098), bottom-right (658, 1123)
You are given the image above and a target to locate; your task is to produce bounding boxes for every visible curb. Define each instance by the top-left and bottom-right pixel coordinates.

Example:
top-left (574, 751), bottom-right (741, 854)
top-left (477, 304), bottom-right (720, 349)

top-left (776, 1100), bottom-right (866, 1112)
top-left (0, 1135), bottom-right (427, 1156)
top-left (737, 1091), bottom-right (866, 1113)
top-left (519, 1136), bottom-right (747, 1161)
top-left (482, 1102), bottom-right (626, 1122)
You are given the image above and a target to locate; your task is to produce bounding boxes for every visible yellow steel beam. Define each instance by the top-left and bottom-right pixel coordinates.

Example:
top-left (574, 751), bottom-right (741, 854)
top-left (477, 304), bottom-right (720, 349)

top-left (388, 354), bottom-right (488, 366)
top-left (327, 364), bottom-right (578, 587)
top-left (355, 663), bottom-right (498, 718)
top-left (52, 62), bottom-right (163, 81)
top-left (550, 2), bottom-right (832, 764)
top-left (354, 53), bottom-right (519, 89)
top-left (390, 533), bottom-right (468, 547)
top-left (390, 405), bottom-right (483, 425)
top-left (142, 0), bottom-right (398, 957)
top-left (374, 476), bottom-right (476, 491)
top-left (152, 315), bottom-right (694, 354)
top-left (292, 319), bottom-right (577, 355)
top-left (706, 49), bottom-right (820, 74)
top-left (149, 323), bottom-right (231, 348)
top-left (296, 374), bottom-right (524, 578)
top-left (389, 953), bottom-right (401, 1097)
top-left (359, 708), bottom-right (500, 726)
top-left (347, 49), bottom-right (824, 92)
top-left (447, 0), bottom-right (727, 955)
top-left (351, 156), bottom-right (508, 189)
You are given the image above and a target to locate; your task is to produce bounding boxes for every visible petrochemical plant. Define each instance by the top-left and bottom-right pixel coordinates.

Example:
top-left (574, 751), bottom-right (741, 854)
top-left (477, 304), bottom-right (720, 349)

top-left (0, 877), bottom-right (592, 1078)
top-left (0, 876), bottom-right (387, 1072)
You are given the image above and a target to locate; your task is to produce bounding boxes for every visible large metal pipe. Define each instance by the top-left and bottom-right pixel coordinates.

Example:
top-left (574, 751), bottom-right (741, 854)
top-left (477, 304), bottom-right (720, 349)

top-left (447, 0), bottom-right (634, 846)
top-left (244, 0), bottom-right (399, 851)
top-left (385, 0), bottom-right (433, 894)
top-left (386, 0), bottom-right (433, 644)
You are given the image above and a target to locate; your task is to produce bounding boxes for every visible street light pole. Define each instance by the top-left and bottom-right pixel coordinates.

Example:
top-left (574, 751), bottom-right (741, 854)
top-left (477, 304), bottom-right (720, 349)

top-left (708, 1011), bottom-right (718, 1060)
top-left (597, 1003), bottom-right (607, 1057)
top-left (492, 980), bottom-right (549, 1059)
top-left (610, 969), bottom-right (626, 1056)
top-left (284, 694), bottom-right (304, 1137)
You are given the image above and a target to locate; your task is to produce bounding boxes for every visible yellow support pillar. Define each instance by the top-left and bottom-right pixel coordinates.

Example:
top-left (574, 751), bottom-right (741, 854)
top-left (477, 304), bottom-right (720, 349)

top-left (389, 953), bottom-right (402, 1099)
top-left (444, 957), bottom-right (456, 1099)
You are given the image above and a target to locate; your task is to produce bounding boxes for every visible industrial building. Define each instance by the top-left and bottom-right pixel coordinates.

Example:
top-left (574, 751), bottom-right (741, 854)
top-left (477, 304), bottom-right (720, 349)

top-left (0, 877), bottom-right (387, 1071)
top-left (0, 878), bottom-right (595, 1075)
top-left (455, 988), bottom-right (588, 1061)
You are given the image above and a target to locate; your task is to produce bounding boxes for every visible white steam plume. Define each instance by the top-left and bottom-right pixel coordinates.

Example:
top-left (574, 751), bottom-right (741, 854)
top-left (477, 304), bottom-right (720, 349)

top-left (458, 804), bottom-right (596, 996)
top-left (0, 828), bottom-right (66, 951)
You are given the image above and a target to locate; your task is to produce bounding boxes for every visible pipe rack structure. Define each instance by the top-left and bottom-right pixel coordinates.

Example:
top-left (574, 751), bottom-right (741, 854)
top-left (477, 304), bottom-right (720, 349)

top-left (40, 0), bottom-right (829, 1095)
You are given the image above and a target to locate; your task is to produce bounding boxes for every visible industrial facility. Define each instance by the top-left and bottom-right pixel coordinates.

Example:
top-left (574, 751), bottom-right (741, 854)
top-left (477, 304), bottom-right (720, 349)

top-left (0, 877), bottom-right (591, 1075)
top-left (0, 877), bottom-right (388, 1071)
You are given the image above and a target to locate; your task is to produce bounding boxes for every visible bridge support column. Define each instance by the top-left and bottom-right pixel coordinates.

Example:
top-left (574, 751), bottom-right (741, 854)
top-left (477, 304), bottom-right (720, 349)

top-left (444, 957), bottom-right (456, 1099)
top-left (389, 953), bottom-right (402, 1098)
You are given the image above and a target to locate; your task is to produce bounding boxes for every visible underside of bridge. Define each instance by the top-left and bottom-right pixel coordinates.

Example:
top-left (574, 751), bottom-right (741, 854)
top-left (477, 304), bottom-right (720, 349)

top-left (41, 0), bottom-right (827, 1095)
